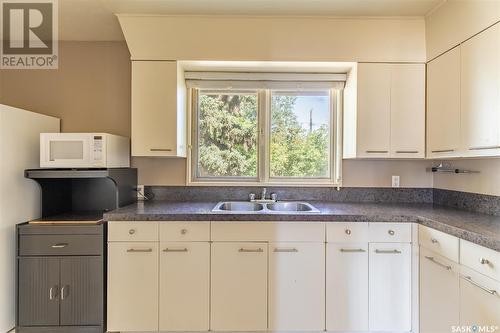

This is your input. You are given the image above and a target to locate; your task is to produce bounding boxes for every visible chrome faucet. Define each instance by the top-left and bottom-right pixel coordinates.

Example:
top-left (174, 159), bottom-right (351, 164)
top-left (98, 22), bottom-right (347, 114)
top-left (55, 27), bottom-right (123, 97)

top-left (261, 187), bottom-right (267, 200)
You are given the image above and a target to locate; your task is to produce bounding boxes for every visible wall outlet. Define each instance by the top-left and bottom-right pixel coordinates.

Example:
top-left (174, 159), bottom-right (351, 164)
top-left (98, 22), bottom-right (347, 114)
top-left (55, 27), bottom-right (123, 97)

top-left (137, 185), bottom-right (145, 200)
top-left (392, 176), bottom-right (400, 188)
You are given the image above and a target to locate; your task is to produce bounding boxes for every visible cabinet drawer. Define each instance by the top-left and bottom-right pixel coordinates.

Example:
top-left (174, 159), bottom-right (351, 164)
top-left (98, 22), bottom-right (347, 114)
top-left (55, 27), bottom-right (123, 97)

top-left (460, 240), bottom-right (500, 281)
top-left (160, 222), bottom-right (210, 241)
top-left (211, 222), bottom-right (324, 242)
top-left (369, 223), bottom-right (411, 243)
top-left (19, 234), bottom-right (102, 256)
top-left (108, 222), bottom-right (158, 242)
top-left (326, 223), bottom-right (369, 242)
top-left (419, 225), bottom-right (459, 262)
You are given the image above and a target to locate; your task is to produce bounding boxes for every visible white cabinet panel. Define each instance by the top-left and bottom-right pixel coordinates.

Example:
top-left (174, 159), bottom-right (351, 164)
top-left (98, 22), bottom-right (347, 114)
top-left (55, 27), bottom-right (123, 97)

top-left (420, 247), bottom-right (460, 333)
top-left (390, 64), bottom-right (425, 158)
top-left (356, 63), bottom-right (392, 158)
top-left (268, 242), bottom-right (325, 331)
top-left (461, 24), bottom-right (500, 157)
top-left (460, 239), bottom-right (500, 281)
top-left (326, 243), bottom-right (369, 331)
top-left (460, 265), bottom-right (500, 328)
top-left (427, 47), bottom-right (461, 158)
top-left (159, 242), bottom-right (210, 331)
top-left (107, 242), bottom-right (158, 332)
top-left (369, 242), bottom-right (412, 332)
top-left (211, 242), bottom-right (267, 331)
top-left (132, 61), bottom-right (186, 157)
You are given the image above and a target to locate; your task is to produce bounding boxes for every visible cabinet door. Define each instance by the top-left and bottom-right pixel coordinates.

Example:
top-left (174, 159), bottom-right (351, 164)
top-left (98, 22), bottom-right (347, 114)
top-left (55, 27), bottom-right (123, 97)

top-left (461, 24), bottom-right (500, 157)
top-left (460, 266), bottom-right (500, 328)
top-left (420, 247), bottom-right (459, 333)
top-left (159, 242), bottom-right (210, 331)
top-left (390, 64), bottom-right (425, 158)
top-left (60, 257), bottom-right (103, 326)
top-left (326, 243), bottom-right (369, 331)
top-left (268, 242), bottom-right (325, 331)
top-left (357, 63), bottom-right (392, 158)
top-left (369, 243), bottom-right (412, 332)
top-left (211, 242), bottom-right (267, 331)
top-left (107, 242), bottom-right (159, 332)
top-left (132, 61), bottom-right (180, 157)
top-left (427, 47), bottom-right (461, 158)
top-left (18, 257), bottom-right (60, 326)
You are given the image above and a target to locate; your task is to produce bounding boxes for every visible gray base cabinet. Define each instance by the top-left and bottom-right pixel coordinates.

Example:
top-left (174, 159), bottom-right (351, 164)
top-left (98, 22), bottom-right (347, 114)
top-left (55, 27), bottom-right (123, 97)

top-left (17, 224), bottom-right (105, 333)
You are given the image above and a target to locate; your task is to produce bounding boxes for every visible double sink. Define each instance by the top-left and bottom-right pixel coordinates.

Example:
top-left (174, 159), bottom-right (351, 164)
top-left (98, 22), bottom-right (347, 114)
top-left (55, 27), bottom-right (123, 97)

top-left (212, 201), bottom-right (320, 214)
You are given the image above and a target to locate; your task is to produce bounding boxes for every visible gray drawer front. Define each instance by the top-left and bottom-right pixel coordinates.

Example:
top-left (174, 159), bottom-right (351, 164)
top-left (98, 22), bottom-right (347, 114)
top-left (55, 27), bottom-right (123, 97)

top-left (19, 235), bottom-right (102, 256)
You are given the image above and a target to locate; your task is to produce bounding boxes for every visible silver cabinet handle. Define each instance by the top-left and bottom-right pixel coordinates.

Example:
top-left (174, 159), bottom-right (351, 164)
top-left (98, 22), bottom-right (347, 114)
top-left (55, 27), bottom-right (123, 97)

top-left (345, 229), bottom-right (352, 235)
top-left (388, 230), bottom-right (395, 236)
top-left (395, 150), bottom-right (419, 154)
top-left (431, 149), bottom-right (455, 153)
top-left (366, 150), bottom-right (388, 153)
top-left (239, 248), bottom-right (264, 253)
top-left (60, 285), bottom-right (69, 300)
top-left (128, 229), bottom-right (136, 235)
top-left (340, 248), bottom-right (366, 253)
top-left (375, 249), bottom-right (401, 254)
top-left (461, 276), bottom-right (497, 295)
top-left (49, 286), bottom-right (58, 300)
top-left (127, 248), bottom-right (153, 253)
top-left (150, 148), bottom-right (173, 152)
top-left (163, 248), bottom-right (188, 252)
top-left (51, 243), bottom-right (68, 248)
top-left (180, 229), bottom-right (188, 235)
top-left (469, 145), bottom-right (500, 151)
top-left (425, 256), bottom-right (452, 270)
top-left (274, 248), bottom-right (298, 253)
top-left (479, 258), bottom-right (490, 265)
top-left (430, 238), bottom-right (439, 244)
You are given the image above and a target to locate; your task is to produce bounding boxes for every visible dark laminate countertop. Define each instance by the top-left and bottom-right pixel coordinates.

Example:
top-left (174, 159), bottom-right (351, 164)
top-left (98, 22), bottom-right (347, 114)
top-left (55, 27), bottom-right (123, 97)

top-left (103, 201), bottom-right (500, 252)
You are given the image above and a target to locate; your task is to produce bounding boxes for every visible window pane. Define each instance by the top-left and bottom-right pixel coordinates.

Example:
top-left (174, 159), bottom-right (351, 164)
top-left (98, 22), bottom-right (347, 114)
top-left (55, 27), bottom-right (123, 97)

top-left (270, 91), bottom-right (331, 178)
top-left (197, 91), bottom-right (258, 178)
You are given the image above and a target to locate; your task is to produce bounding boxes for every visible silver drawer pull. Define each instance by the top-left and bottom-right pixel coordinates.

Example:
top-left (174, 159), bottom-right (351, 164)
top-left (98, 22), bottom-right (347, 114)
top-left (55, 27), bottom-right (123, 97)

top-left (479, 258), bottom-right (491, 265)
top-left (366, 150), bottom-right (388, 154)
top-left (127, 248), bottom-right (153, 253)
top-left (375, 249), bottom-right (401, 254)
top-left (340, 248), bottom-right (366, 253)
top-left (274, 248), bottom-right (298, 253)
top-left (345, 229), bottom-right (352, 235)
top-left (239, 248), bottom-right (263, 253)
top-left (461, 276), bottom-right (497, 295)
top-left (396, 150), bottom-right (419, 154)
top-left (49, 286), bottom-right (58, 300)
top-left (51, 243), bottom-right (68, 248)
top-left (469, 145), bottom-right (500, 151)
top-left (425, 256), bottom-right (452, 270)
top-left (388, 230), bottom-right (395, 236)
top-left (430, 238), bottom-right (439, 244)
top-left (163, 248), bottom-right (188, 252)
top-left (432, 149), bottom-right (455, 153)
top-left (150, 148), bottom-right (173, 152)
top-left (128, 229), bottom-right (136, 235)
top-left (60, 285), bottom-right (69, 300)
top-left (180, 229), bottom-right (188, 235)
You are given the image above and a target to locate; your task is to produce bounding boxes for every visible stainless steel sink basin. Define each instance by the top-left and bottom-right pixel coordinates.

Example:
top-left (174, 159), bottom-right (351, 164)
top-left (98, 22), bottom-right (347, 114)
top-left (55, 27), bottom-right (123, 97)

top-left (266, 202), bottom-right (319, 213)
top-left (213, 201), bottom-right (264, 212)
top-left (212, 201), bottom-right (320, 214)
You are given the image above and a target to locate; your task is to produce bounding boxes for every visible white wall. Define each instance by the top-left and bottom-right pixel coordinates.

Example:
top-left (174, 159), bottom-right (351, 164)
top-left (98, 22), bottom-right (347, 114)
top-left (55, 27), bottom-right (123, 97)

top-left (0, 105), bottom-right (60, 332)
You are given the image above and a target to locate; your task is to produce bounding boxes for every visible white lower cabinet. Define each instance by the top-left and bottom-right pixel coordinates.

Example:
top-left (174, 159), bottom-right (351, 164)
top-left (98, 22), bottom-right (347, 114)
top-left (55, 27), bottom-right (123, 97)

top-left (159, 242), bottom-right (210, 331)
top-left (369, 242), bottom-right (412, 332)
top-left (326, 242), bottom-right (369, 331)
top-left (210, 242), bottom-right (268, 331)
top-left (460, 265), bottom-right (500, 329)
top-left (419, 247), bottom-right (460, 333)
top-left (268, 242), bottom-right (325, 331)
top-left (107, 242), bottom-right (159, 332)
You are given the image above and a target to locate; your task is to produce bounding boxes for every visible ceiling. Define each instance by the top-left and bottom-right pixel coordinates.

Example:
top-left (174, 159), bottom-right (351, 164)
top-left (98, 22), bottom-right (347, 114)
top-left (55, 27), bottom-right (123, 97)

top-left (59, 0), bottom-right (444, 41)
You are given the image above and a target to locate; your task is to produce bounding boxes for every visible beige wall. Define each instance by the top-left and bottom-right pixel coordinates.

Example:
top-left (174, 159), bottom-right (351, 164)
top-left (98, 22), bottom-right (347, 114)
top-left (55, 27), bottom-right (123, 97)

top-left (119, 15), bottom-right (426, 62)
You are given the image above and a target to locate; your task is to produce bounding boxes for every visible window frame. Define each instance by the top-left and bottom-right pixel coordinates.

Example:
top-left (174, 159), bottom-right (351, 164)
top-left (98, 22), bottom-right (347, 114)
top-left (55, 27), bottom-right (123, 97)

top-left (188, 87), bottom-right (343, 186)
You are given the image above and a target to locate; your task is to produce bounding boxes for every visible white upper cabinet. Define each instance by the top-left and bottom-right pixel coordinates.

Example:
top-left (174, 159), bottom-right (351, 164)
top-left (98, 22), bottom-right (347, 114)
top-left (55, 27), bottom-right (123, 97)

top-left (460, 23), bottom-right (500, 157)
top-left (346, 63), bottom-right (425, 159)
top-left (131, 61), bottom-right (186, 157)
top-left (427, 47), bottom-right (461, 158)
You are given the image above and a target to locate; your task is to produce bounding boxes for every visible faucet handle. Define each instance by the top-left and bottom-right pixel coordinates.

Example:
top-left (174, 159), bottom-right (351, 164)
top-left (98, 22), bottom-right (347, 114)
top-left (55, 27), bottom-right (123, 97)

top-left (270, 193), bottom-right (277, 201)
top-left (249, 193), bottom-right (256, 201)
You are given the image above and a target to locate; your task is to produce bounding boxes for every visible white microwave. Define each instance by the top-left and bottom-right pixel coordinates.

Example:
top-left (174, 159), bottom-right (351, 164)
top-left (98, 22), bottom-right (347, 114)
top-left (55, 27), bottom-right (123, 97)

top-left (40, 133), bottom-right (130, 168)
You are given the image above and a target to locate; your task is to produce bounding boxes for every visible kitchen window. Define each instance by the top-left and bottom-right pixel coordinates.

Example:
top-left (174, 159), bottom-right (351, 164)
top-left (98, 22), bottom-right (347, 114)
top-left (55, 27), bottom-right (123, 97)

top-left (188, 73), bottom-right (344, 185)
